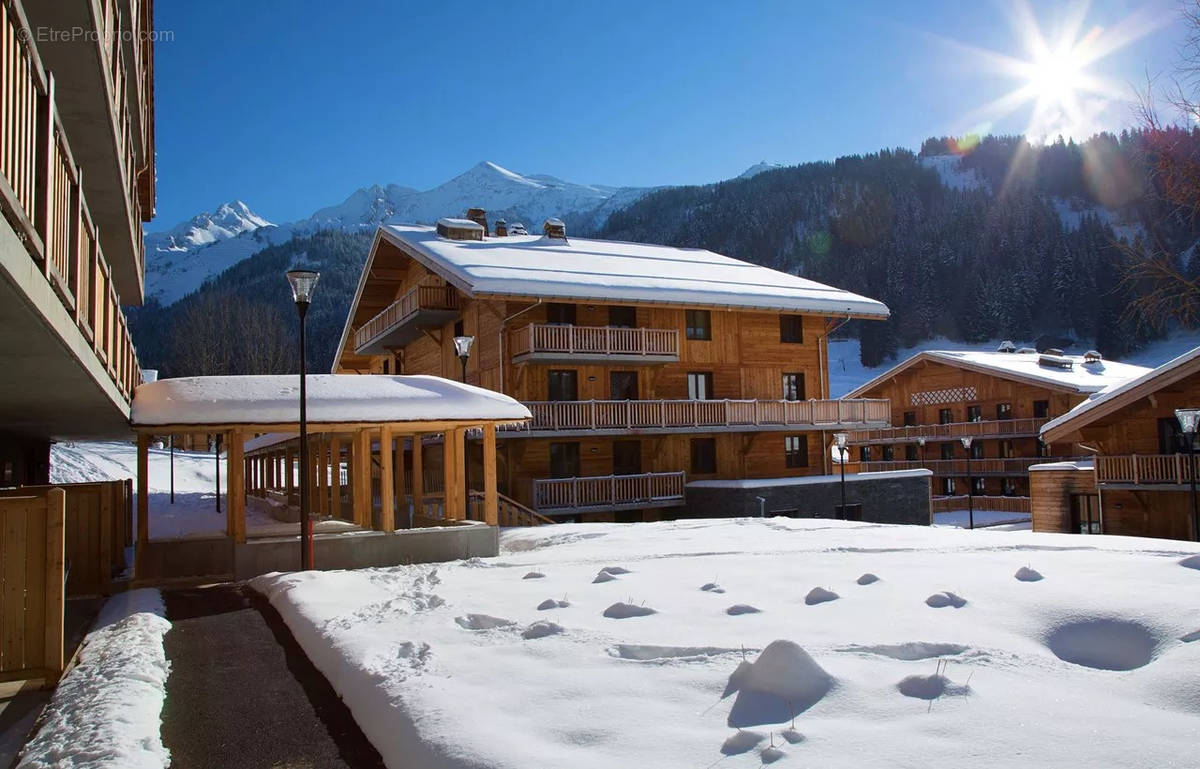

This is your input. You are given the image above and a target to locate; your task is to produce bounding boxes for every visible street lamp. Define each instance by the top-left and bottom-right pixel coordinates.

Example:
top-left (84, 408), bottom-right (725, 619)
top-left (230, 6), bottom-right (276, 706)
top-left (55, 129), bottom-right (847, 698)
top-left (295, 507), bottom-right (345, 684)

top-left (834, 432), bottom-right (848, 520)
top-left (1175, 408), bottom-right (1200, 542)
top-left (453, 335), bottom-right (474, 516)
top-left (960, 436), bottom-right (974, 530)
top-left (287, 269), bottom-right (320, 570)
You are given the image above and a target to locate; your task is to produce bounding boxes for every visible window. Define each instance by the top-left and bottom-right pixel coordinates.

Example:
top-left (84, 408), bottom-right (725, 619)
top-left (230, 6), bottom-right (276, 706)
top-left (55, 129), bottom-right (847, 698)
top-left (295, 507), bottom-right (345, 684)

top-left (685, 310), bottom-right (711, 340)
top-left (1002, 478), bottom-right (1017, 496)
top-left (454, 320), bottom-right (464, 337)
top-left (943, 477), bottom-right (957, 495)
top-left (782, 373), bottom-right (805, 401)
top-left (1, 461), bottom-right (12, 487)
top-left (882, 445), bottom-right (894, 461)
top-left (941, 443), bottom-right (955, 460)
top-left (939, 408), bottom-right (953, 425)
top-left (905, 444), bottom-right (919, 461)
top-left (546, 303), bottom-right (576, 325)
top-left (687, 372), bottom-right (714, 400)
top-left (548, 370), bottom-right (578, 401)
top-left (1159, 417), bottom-right (1187, 454)
top-left (972, 477), bottom-right (986, 495)
top-left (780, 315), bottom-right (804, 343)
top-left (785, 435), bottom-right (809, 468)
top-left (1033, 400), bottom-right (1050, 418)
top-left (996, 403), bottom-right (1012, 420)
top-left (610, 371), bottom-right (638, 400)
top-left (999, 440), bottom-right (1014, 458)
top-left (966, 405), bottom-right (982, 422)
top-left (859, 445), bottom-right (871, 462)
top-left (691, 438), bottom-right (717, 474)
top-left (970, 442), bottom-right (985, 459)
top-left (382, 358), bottom-right (390, 374)
top-left (903, 411), bottom-right (916, 427)
top-left (613, 441), bottom-right (641, 475)
top-left (1071, 494), bottom-right (1101, 534)
top-left (609, 306), bottom-right (636, 328)
top-left (549, 442), bottom-right (580, 478)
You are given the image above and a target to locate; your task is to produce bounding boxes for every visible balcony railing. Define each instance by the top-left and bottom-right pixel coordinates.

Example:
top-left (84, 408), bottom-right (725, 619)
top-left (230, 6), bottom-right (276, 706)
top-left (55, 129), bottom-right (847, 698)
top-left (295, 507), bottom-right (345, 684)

top-left (862, 457), bottom-right (1070, 475)
top-left (353, 280), bottom-right (461, 352)
top-left (1096, 454), bottom-right (1199, 485)
top-left (930, 495), bottom-right (1031, 514)
top-left (511, 324), bottom-right (679, 361)
top-left (847, 417), bottom-right (1048, 445)
top-left (533, 471), bottom-right (686, 512)
top-left (502, 398), bottom-right (891, 434)
top-left (0, 4), bottom-right (141, 402)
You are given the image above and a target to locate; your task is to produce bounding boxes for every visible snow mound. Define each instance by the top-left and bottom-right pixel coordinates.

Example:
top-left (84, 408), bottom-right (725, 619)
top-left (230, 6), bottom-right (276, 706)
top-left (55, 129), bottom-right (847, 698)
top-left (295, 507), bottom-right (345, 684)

top-left (700, 582), bottom-right (725, 593)
top-left (603, 602), bottom-right (656, 619)
top-left (610, 645), bottom-right (744, 661)
top-left (841, 642), bottom-right (969, 661)
top-left (1181, 555), bottom-right (1200, 570)
top-left (780, 728), bottom-right (804, 744)
top-left (926, 591), bottom-right (967, 609)
top-left (536, 598), bottom-right (569, 610)
top-left (522, 621), bottom-right (564, 640)
top-left (454, 614), bottom-right (515, 630)
top-left (720, 730), bottom-right (765, 755)
top-left (522, 571), bottom-right (545, 580)
top-left (592, 571), bottom-right (619, 583)
top-left (726, 604), bottom-right (761, 616)
top-left (723, 640), bottom-right (835, 728)
top-left (1182, 629), bottom-right (1200, 643)
top-left (897, 673), bottom-right (971, 700)
top-left (805, 587), bottom-right (839, 605)
top-left (601, 566), bottom-right (632, 575)
top-left (1015, 566), bottom-right (1044, 582)
top-left (856, 573), bottom-right (880, 585)
top-left (761, 744), bottom-right (786, 763)
top-left (1044, 618), bottom-right (1162, 671)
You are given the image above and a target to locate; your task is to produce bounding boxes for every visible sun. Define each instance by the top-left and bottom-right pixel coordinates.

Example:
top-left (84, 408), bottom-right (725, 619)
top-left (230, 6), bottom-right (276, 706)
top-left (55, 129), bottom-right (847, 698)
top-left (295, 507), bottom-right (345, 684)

top-left (1028, 46), bottom-right (1086, 105)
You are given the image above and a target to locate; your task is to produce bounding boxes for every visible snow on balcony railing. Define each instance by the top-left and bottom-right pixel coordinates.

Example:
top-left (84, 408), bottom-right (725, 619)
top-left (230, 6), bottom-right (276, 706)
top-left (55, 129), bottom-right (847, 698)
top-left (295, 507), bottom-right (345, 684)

top-left (846, 417), bottom-right (1048, 445)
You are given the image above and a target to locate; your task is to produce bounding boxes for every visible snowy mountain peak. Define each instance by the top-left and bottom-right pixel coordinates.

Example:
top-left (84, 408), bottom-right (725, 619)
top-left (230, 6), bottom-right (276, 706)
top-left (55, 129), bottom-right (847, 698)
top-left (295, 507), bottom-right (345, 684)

top-left (146, 200), bottom-right (273, 254)
top-left (739, 161), bottom-right (785, 179)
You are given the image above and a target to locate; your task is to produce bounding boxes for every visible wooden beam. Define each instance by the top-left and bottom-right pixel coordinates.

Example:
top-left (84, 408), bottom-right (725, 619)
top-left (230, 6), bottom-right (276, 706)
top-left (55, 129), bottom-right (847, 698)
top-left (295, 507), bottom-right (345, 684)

top-left (136, 433), bottom-right (149, 574)
top-left (227, 431), bottom-right (246, 543)
top-left (330, 438), bottom-right (343, 520)
top-left (394, 431), bottom-right (406, 529)
top-left (352, 428), bottom-right (371, 528)
top-left (285, 446), bottom-right (295, 501)
top-left (379, 425), bottom-right (395, 532)
top-left (483, 423), bottom-right (498, 526)
top-left (411, 434), bottom-right (424, 521)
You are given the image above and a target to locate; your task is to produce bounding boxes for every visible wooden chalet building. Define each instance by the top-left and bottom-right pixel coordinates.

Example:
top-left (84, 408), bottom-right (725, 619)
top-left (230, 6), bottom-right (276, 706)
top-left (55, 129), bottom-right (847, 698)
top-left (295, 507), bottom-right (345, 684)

top-left (1034, 346), bottom-right (1200, 541)
top-left (0, 0), bottom-right (155, 484)
top-left (333, 215), bottom-right (895, 522)
top-left (840, 347), bottom-right (1148, 513)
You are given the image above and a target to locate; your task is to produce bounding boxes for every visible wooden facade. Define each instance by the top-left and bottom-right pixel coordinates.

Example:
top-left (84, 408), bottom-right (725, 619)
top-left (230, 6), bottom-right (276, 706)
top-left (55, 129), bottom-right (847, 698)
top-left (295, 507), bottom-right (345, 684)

top-left (335, 229), bottom-right (890, 521)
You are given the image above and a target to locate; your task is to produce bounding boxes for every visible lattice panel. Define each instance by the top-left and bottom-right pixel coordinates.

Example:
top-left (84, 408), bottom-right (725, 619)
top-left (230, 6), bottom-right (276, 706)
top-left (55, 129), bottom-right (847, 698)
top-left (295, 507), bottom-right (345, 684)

top-left (910, 386), bottom-right (977, 407)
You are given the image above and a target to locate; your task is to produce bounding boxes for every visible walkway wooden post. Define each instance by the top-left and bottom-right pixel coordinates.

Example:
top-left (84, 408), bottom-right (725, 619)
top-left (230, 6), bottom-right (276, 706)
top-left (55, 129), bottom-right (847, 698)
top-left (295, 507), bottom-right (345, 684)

top-left (136, 433), bottom-right (149, 573)
top-left (316, 437), bottom-right (328, 516)
top-left (352, 428), bottom-right (371, 528)
top-left (379, 425), bottom-right (395, 532)
top-left (412, 434), bottom-right (424, 521)
top-left (483, 423), bottom-right (498, 526)
top-left (330, 437), bottom-right (342, 520)
top-left (227, 431), bottom-right (246, 543)
top-left (395, 433), bottom-right (407, 529)
top-left (443, 429), bottom-right (463, 520)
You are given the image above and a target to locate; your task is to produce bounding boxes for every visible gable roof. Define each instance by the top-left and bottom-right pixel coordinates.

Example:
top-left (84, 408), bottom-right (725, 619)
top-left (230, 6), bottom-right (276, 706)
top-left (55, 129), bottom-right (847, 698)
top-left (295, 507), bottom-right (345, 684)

top-left (1040, 345), bottom-right (1200, 444)
top-left (843, 349), bottom-right (1150, 400)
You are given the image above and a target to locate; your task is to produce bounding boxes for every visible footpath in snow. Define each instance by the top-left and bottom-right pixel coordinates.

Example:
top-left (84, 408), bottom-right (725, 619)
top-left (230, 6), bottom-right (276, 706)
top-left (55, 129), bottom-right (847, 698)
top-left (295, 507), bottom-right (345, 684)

top-left (253, 518), bottom-right (1200, 769)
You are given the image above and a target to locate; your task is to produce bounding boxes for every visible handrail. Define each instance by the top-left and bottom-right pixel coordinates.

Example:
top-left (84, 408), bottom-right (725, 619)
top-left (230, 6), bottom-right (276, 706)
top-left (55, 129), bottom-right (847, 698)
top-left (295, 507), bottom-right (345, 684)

top-left (930, 495), bottom-right (1031, 514)
top-left (467, 490), bottom-right (556, 526)
top-left (861, 457), bottom-right (1075, 474)
top-left (846, 417), bottom-right (1048, 445)
top-left (511, 323), bottom-right (680, 358)
top-left (354, 279), bottom-right (460, 350)
top-left (532, 471), bottom-right (686, 511)
top-left (503, 398), bottom-right (891, 433)
top-left (1096, 454), bottom-right (1199, 485)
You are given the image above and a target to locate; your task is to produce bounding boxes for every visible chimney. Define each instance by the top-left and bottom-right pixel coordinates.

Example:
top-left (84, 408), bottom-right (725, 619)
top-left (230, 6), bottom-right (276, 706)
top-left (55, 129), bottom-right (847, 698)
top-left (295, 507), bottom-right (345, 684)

top-left (436, 217), bottom-right (484, 241)
top-left (465, 208), bottom-right (488, 235)
top-left (543, 218), bottom-right (567, 240)
top-left (494, 219), bottom-right (508, 237)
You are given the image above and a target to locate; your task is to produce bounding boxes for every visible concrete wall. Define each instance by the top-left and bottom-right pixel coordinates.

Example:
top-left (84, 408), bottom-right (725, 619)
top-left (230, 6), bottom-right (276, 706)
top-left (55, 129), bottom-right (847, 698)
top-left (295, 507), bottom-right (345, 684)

top-left (684, 471), bottom-right (931, 525)
top-left (139, 536), bottom-right (236, 582)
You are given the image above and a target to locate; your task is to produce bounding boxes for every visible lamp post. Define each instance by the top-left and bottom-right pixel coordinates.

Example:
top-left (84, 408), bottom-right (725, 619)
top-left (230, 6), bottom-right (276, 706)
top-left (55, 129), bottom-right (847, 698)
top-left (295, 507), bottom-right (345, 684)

top-left (453, 335), bottom-right (474, 516)
top-left (960, 436), bottom-right (974, 529)
top-left (917, 436), bottom-right (926, 462)
top-left (1175, 408), bottom-right (1200, 542)
top-left (287, 269), bottom-right (320, 570)
top-left (834, 432), bottom-right (848, 520)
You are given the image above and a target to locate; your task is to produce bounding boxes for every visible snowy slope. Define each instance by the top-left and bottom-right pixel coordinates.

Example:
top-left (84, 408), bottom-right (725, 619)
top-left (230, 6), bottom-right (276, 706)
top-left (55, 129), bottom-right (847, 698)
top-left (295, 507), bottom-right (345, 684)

top-left (919, 155), bottom-right (988, 192)
top-left (253, 518), bottom-right (1200, 769)
top-left (145, 200), bottom-right (272, 254)
top-left (738, 161), bottom-right (785, 179)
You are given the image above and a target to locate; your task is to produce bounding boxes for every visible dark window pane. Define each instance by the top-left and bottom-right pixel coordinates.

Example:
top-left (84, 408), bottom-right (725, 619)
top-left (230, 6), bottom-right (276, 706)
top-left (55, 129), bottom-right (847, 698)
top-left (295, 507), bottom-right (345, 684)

top-left (548, 370), bottom-right (578, 401)
top-left (691, 438), bottom-right (717, 474)
top-left (613, 441), bottom-right (641, 475)
top-left (608, 306), bottom-right (636, 328)
top-left (549, 442), bottom-right (580, 478)
top-left (996, 403), bottom-right (1012, 420)
top-left (905, 444), bottom-right (918, 460)
top-left (782, 373), bottom-right (805, 401)
top-left (610, 371), bottom-right (638, 400)
top-left (547, 303), bottom-right (576, 325)
top-left (688, 372), bottom-right (713, 400)
top-left (971, 442), bottom-right (985, 459)
top-left (785, 435), bottom-right (808, 468)
top-left (939, 408), bottom-right (953, 425)
top-left (967, 405), bottom-right (981, 422)
top-left (882, 444), bottom-right (894, 461)
top-left (903, 411), bottom-right (916, 426)
top-left (941, 443), bottom-right (955, 460)
top-left (780, 315), bottom-right (804, 343)
top-left (859, 445), bottom-right (871, 462)
top-left (1033, 400), bottom-right (1050, 418)
top-left (685, 310), bottom-right (712, 340)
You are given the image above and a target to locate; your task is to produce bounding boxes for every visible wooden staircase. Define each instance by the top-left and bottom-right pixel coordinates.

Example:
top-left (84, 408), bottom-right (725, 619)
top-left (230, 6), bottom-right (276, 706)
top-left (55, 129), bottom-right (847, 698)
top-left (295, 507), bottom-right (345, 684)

top-left (468, 491), bottom-right (557, 527)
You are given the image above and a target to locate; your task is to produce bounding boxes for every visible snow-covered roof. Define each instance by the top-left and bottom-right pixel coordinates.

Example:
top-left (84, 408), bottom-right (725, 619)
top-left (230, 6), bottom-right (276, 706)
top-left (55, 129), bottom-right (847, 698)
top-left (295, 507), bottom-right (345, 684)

top-left (132, 375), bottom-right (531, 427)
top-left (844, 349), bottom-right (1150, 399)
top-left (1040, 344), bottom-right (1200, 443)
top-left (243, 432), bottom-right (297, 453)
top-left (376, 224), bottom-right (890, 318)
top-left (686, 469), bottom-right (931, 489)
top-left (436, 217), bottom-right (483, 231)
top-left (1028, 460), bottom-right (1095, 472)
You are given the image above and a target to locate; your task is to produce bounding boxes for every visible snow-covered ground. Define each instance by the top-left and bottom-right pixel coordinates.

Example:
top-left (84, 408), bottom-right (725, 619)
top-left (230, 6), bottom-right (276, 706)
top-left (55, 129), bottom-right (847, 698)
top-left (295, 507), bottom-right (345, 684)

top-left (17, 589), bottom-right (171, 769)
top-left (253, 519), bottom-right (1200, 769)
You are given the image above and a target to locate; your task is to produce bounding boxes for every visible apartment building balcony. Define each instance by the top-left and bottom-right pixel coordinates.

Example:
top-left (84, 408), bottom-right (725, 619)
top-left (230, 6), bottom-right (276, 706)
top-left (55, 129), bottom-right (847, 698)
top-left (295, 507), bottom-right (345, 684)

top-left (846, 417), bottom-right (1048, 446)
top-left (353, 280), bottom-right (461, 354)
top-left (930, 495), bottom-right (1031, 514)
top-left (511, 323), bottom-right (679, 364)
top-left (532, 471), bottom-right (686, 514)
top-left (500, 398), bottom-right (891, 437)
top-left (1095, 454), bottom-right (1199, 489)
top-left (861, 457), bottom-right (1068, 476)
top-left (17, 0), bottom-right (154, 301)
top-left (0, 3), bottom-right (142, 437)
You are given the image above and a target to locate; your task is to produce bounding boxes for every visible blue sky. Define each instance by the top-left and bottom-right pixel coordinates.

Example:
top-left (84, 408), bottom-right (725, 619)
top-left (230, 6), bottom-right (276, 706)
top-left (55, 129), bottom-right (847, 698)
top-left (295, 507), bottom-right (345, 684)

top-left (152, 0), bottom-right (1181, 228)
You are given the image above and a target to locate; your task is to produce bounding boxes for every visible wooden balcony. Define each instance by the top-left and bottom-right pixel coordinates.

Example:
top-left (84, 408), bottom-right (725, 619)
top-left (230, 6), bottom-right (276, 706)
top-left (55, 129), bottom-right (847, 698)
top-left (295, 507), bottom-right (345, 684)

top-left (353, 280), bottom-right (461, 354)
top-left (533, 471), bottom-right (686, 513)
top-left (930, 495), bottom-right (1031, 514)
top-left (1, 3), bottom-right (142, 406)
top-left (847, 418), bottom-right (1048, 446)
top-left (1096, 454), bottom-right (1199, 487)
top-left (511, 323), bottom-right (679, 364)
top-left (501, 398), bottom-right (891, 436)
top-left (862, 457), bottom-right (1068, 476)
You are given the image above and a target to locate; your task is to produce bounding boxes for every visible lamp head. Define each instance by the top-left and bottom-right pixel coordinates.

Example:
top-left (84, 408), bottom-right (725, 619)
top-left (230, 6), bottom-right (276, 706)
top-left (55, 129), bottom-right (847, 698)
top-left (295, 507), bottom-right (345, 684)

top-left (453, 335), bottom-right (475, 361)
top-left (1176, 408), bottom-right (1200, 437)
top-left (917, 437), bottom-right (926, 447)
top-left (286, 270), bottom-right (320, 305)
top-left (834, 432), bottom-right (848, 449)
top-left (960, 436), bottom-right (973, 450)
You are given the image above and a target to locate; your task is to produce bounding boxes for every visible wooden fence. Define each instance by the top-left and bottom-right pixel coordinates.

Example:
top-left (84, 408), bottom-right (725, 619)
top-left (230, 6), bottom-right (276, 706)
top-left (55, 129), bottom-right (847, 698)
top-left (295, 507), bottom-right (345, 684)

top-left (0, 480), bottom-right (131, 596)
top-left (930, 495), bottom-right (1031, 514)
top-left (511, 324), bottom-right (680, 358)
top-left (0, 488), bottom-right (65, 680)
top-left (533, 471), bottom-right (686, 511)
